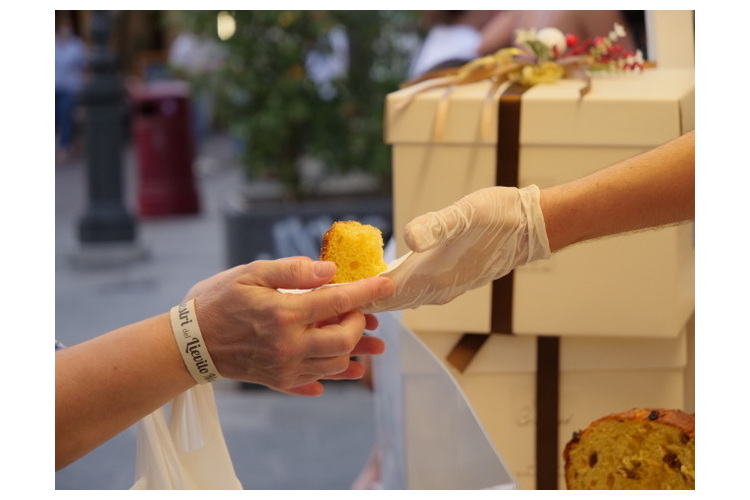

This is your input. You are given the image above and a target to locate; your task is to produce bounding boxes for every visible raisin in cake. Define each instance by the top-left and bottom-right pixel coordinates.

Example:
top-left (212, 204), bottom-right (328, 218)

top-left (563, 408), bottom-right (695, 490)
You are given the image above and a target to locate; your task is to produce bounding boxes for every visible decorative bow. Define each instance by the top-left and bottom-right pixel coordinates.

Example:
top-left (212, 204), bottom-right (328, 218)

top-left (393, 24), bottom-right (647, 141)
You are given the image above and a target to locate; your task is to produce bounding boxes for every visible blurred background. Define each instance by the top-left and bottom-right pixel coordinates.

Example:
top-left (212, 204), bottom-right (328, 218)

top-left (54, 9), bottom-right (657, 490)
top-left (55, 10), bottom-right (421, 194)
top-left (55, 9), bottom-right (421, 490)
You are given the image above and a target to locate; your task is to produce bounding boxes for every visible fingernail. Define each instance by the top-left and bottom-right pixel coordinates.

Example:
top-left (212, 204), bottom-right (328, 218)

top-left (315, 260), bottom-right (334, 278)
top-left (377, 276), bottom-right (395, 295)
top-left (405, 217), bottom-right (434, 252)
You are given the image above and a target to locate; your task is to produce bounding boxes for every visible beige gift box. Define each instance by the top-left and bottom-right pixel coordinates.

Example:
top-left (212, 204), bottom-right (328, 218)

top-left (384, 68), bottom-right (695, 489)
top-left (413, 314), bottom-right (694, 490)
top-left (385, 68), bottom-right (695, 338)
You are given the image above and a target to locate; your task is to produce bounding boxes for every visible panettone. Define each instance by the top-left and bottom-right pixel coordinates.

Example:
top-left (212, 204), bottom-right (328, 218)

top-left (563, 408), bottom-right (695, 490)
top-left (320, 221), bottom-right (387, 283)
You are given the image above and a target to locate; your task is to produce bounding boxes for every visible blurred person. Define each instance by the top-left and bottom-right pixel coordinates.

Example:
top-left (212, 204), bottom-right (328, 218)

top-left (56, 257), bottom-right (395, 470)
top-left (55, 14), bottom-right (87, 165)
top-left (409, 10), bottom-right (641, 79)
top-left (364, 130), bottom-right (694, 313)
top-left (477, 10), bottom-right (639, 57)
top-left (408, 11), bottom-right (500, 78)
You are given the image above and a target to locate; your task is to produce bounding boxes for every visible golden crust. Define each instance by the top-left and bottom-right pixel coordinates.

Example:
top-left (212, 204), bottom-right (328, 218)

top-left (319, 226), bottom-right (337, 262)
top-left (563, 408), bottom-right (695, 490)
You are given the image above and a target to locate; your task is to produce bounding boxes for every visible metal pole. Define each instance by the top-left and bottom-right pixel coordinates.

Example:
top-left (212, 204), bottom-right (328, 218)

top-left (73, 10), bottom-right (146, 267)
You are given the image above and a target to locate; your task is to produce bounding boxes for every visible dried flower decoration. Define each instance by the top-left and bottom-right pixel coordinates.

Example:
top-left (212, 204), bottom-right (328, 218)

top-left (394, 23), bottom-right (646, 140)
top-left (509, 24), bottom-right (644, 85)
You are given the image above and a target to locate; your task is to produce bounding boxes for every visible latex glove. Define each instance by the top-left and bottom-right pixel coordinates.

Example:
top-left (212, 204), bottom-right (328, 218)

top-left (363, 185), bottom-right (551, 313)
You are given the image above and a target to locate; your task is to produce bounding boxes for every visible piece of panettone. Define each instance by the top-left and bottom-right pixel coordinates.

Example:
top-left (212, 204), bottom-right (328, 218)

top-left (563, 408), bottom-right (695, 490)
top-left (320, 221), bottom-right (387, 283)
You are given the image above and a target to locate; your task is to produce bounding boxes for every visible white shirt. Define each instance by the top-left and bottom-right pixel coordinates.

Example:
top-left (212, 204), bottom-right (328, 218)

top-left (408, 24), bottom-right (481, 79)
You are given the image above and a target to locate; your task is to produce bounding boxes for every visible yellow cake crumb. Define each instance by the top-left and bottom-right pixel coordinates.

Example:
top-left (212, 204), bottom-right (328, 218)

top-left (320, 221), bottom-right (387, 283)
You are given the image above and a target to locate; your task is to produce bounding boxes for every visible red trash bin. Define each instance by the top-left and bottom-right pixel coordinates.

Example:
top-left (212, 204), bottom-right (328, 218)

top-left (131, 80), bottom-right (200, 217)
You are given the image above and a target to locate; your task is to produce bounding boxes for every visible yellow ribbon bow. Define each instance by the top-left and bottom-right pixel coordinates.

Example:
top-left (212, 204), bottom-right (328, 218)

top-left (393, 48), bottom-right (593, 141)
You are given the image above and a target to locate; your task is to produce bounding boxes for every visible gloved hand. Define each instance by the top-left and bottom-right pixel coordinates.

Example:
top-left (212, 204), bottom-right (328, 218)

top-left (362, 185), bottom-right (551, 313)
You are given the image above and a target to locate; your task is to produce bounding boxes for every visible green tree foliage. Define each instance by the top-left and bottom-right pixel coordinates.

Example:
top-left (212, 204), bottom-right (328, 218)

top-left (174, 10), bottom-right (418, 198)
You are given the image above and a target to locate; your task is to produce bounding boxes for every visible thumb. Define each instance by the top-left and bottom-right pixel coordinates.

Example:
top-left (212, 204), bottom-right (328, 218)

top-left (403, 203), bottom-right (469, 252)
top-left (246, 259), bottom-right (337, 290)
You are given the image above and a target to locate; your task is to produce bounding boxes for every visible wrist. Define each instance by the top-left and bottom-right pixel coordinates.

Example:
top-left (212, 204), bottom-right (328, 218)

top-left (518, 185), bottom-right (552, 262)
top-left (155, 312), bottom-right (200, 389)
top-left (169, 299), bottom-right (223, 384)
top-left (539, 184), bottom-right (581, 253)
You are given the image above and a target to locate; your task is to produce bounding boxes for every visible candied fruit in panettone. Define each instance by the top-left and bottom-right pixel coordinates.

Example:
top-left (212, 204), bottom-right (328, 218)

top-left (563, 408), bottom-right (695, 490)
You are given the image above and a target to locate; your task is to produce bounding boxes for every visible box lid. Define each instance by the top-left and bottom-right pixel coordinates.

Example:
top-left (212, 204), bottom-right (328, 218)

top-left (385, 68), bottom-right (694, 147)
top-left (462, 329), bottom-right (687, 375)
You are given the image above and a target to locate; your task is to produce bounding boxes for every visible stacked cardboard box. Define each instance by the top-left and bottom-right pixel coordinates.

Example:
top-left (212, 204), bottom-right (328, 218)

top-left (385, 68), bottom-right (695, 489)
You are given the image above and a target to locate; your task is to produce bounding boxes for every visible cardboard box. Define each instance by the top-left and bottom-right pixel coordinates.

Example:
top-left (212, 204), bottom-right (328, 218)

top-left (385, 68), bottom-right (695, 338)
top-left (413, 324), bottom-right (693, 490)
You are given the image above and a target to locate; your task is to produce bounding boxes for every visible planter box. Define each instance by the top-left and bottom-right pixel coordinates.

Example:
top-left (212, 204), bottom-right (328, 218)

top-left (224, 194), bottom-right (393, 267)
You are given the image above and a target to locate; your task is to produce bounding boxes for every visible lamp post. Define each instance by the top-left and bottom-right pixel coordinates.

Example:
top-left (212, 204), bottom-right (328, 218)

top-left (72, 10), bottom-right (146, 267)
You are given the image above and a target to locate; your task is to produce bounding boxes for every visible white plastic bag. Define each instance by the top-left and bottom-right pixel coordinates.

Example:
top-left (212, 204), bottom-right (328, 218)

top-left (131, 383), bottom-right (243, 489)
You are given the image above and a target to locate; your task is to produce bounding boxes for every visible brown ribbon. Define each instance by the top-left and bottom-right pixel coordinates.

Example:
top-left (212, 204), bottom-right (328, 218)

top-left (536, 336), bottom-right (561, 489)
top-left (447, 81), bottom-right (527, 364)
top-left (446, 333), bottom-right (489, 372)
top-left (491, 81), bottom-right (526, 334)
top-left (444, 81), bottom-right (561, 489)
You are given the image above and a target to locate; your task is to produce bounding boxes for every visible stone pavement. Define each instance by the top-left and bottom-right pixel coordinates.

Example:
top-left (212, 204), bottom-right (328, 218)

top-left (54, 135), bottom-right (378, 490)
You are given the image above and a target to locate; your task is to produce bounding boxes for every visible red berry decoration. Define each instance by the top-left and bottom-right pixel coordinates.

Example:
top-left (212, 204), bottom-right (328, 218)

top-left (565, 33), bottom-right (579, 48)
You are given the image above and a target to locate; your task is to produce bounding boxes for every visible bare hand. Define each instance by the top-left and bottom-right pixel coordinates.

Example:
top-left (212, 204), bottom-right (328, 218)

top-left (185, 258), bottom-right (394, 396)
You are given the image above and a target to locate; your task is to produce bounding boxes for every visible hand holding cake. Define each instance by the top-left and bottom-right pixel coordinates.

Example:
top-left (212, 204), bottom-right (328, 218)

top-left (181, 258), bottom-right (393, 392)
top-left (56, 257), bottom-right (394, 470)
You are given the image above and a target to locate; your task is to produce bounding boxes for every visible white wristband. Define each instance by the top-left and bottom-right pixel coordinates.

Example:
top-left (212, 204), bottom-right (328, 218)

top-left (170, 299), bottom-right (222, 384)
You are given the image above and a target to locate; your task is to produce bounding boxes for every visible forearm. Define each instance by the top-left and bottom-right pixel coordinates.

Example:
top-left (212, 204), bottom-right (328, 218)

top-left (55, 313), bottom-right (195, 470)
top-left (478, 12), bottom-right (516, 55)
top-left (540, 131), bottom-right (695, 252)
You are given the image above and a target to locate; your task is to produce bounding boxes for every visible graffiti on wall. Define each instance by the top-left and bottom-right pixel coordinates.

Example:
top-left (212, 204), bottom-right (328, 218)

top-left (252, 213), bottom-right (392, 262)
